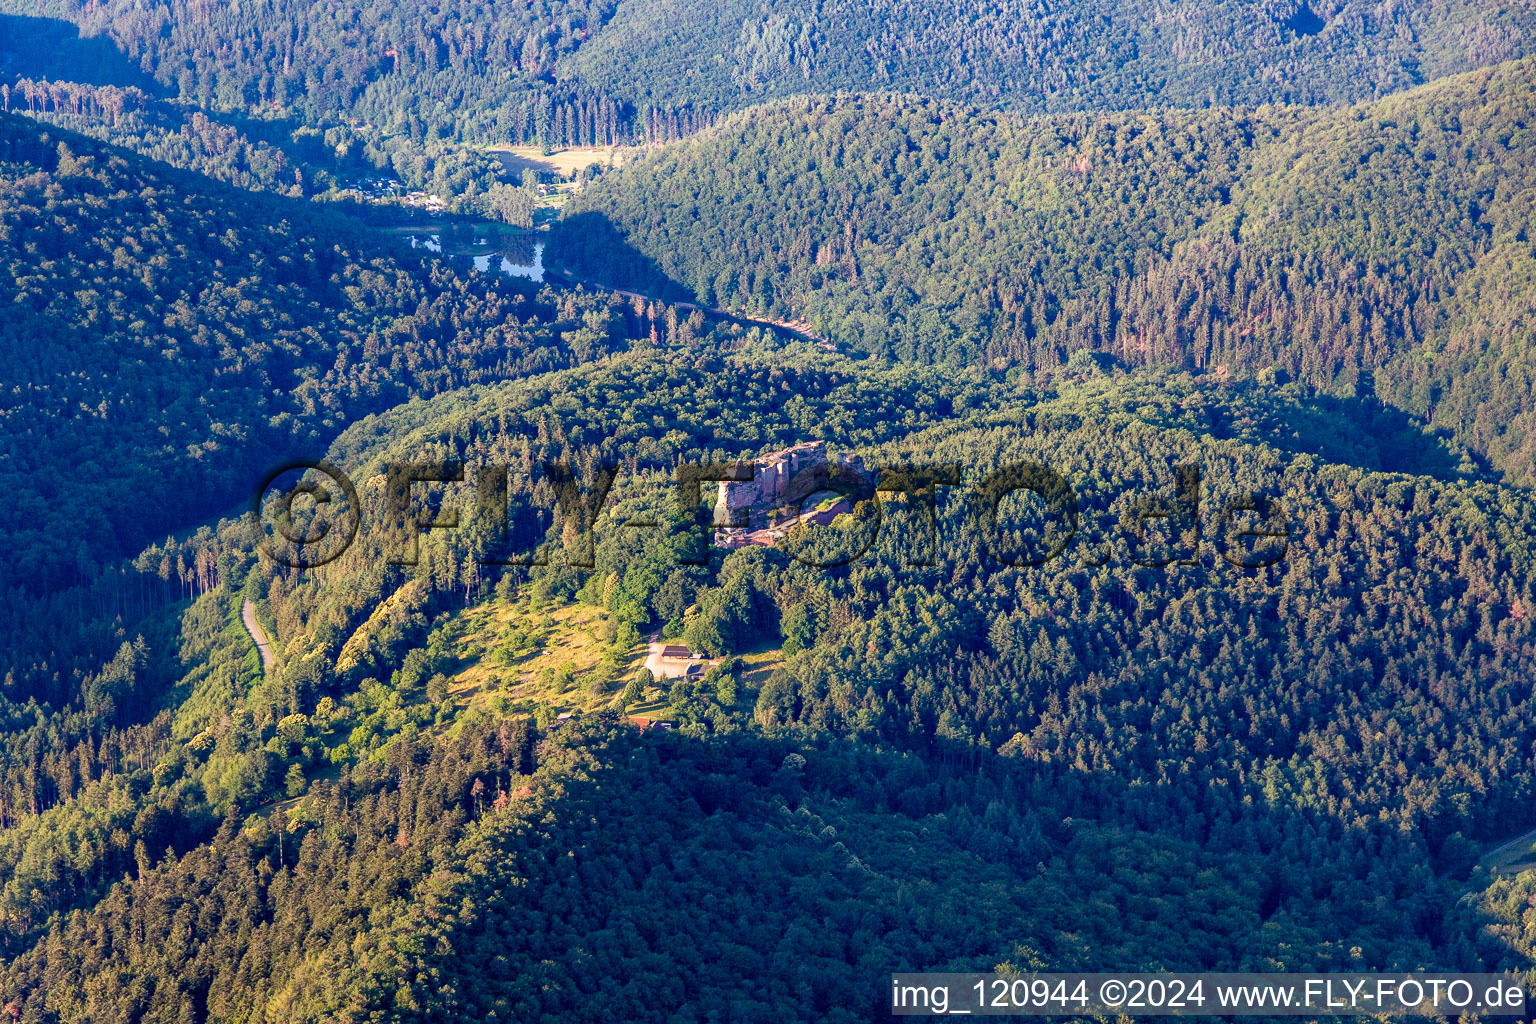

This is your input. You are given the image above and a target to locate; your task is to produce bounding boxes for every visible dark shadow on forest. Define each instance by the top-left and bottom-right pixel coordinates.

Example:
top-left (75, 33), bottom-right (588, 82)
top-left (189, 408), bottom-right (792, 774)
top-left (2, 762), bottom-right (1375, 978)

top-left (0, 15), bottom-right (352, 190)
top-left (388, 712), bottom-right (1526, 1023)
top-left (1280, 4), bottom-right (1327, 37)
top-left (544, 210), bottom-right (697, 306)
top-left (0, 16), bottom-right (161, 93)
top-left (1215, 383), bottom-right (1478, 483)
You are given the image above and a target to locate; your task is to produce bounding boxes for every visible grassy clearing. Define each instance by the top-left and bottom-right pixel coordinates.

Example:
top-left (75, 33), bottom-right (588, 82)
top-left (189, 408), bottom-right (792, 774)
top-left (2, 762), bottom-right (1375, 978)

top-left (445, 598), bottom-right (785, 725)
top-left (735, 645), bottom-right (782, 692)
top-left (488, 146), bottom-right (632, 179)
top-left (448, 598), bottom-right (645, 718)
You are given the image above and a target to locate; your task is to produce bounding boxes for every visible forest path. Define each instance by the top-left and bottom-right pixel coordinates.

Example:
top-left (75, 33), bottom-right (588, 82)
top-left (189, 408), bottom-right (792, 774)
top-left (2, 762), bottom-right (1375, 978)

top-left (1475, 825), bottom-right (1536, 878)
top-left (545, 269), bottom-right (832, 347)
top-left (242, 600), bottom-right (275, 674)
top-left (1485, 828), bottom-right (1536, 859)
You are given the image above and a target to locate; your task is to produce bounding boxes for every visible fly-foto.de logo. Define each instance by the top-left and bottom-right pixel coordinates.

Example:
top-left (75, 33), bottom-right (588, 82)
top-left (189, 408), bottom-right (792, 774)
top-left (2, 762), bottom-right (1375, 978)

top-left (251, 454), bottom-right (1289, 572)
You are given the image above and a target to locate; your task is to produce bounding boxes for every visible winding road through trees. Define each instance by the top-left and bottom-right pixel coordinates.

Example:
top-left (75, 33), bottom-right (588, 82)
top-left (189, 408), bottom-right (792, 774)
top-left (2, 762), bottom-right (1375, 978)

top-left (544, 268), bottom-right (832, 347)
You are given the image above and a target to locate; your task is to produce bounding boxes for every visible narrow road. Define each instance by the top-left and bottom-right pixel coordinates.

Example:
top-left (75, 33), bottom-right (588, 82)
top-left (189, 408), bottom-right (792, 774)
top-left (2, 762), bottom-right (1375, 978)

top-left (1483, 825), bottom-right (1536, 863)
top-left (242, 599), bottom-right (275, 674)
top-left (545, 269), bottom-right (833, 347)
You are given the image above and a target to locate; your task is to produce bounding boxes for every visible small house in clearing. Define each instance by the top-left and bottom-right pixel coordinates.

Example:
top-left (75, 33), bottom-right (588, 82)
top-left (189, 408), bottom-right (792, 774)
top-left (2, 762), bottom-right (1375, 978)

top-left (645, 639), bottom-right (719, 681)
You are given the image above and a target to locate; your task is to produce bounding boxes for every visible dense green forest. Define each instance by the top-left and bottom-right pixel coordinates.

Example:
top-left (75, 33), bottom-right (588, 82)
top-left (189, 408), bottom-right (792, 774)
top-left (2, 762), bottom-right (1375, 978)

top-left (4, 0), bottom-right (1533, 149)
top-left (5, 337), bottom-right (1536, 1018)
top-left (0, 110), bottom-right (644, 701)
top-left (550, 59), bottom-right (1536, 484)
top-left (6, 3), bottom-right (1536, 1019)
top-left (5, 88), bottom-right (510, 199)
top-left (566, 0), bottom-right (1534, 112)
top-left (0, 5), bottom-right (713, 149)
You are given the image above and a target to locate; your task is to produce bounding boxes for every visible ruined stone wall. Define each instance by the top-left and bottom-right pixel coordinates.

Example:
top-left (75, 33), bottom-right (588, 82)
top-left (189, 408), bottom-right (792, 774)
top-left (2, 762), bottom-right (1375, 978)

top-left (715, 441), bottom-right (830, 528)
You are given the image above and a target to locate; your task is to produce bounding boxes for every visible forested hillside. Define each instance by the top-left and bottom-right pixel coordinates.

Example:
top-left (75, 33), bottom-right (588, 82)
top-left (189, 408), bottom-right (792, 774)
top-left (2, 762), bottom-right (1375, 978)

top-left (567, 0), bottom-right (1534, 112)
top-left (0, 112), bottom-right (638, 692)
top-left (0, 2), bottom-right (713, 149)
top-left (550, 59), bottom-right (1536, 482)
top-left (5, 89), bottom-right (508, 199)
top-left (4, 339), bottom-right (1536, 1017)
top-left (5, 0), bottom-right (1532, 148)
top-left (7, 2), bottom-right (1536, 1018)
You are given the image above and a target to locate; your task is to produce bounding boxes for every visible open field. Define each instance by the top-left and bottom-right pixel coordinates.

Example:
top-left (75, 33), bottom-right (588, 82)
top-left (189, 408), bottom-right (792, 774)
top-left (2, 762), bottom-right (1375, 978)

top-left (734, 645), bottom-right (782, 692)
top-left (442, 597), bottom-right (784, 725)
top-left (448, 599), bottom-right (645, 716)
top-left (488, 146), bottom-right (633, 178)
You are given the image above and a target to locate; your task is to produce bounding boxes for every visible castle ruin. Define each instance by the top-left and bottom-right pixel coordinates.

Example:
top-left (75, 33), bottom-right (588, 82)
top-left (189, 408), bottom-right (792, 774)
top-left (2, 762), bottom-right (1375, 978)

top-left (714, 442), bottom-right (874, 546)
top-left (715, 441), bottom-right (830, 530)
